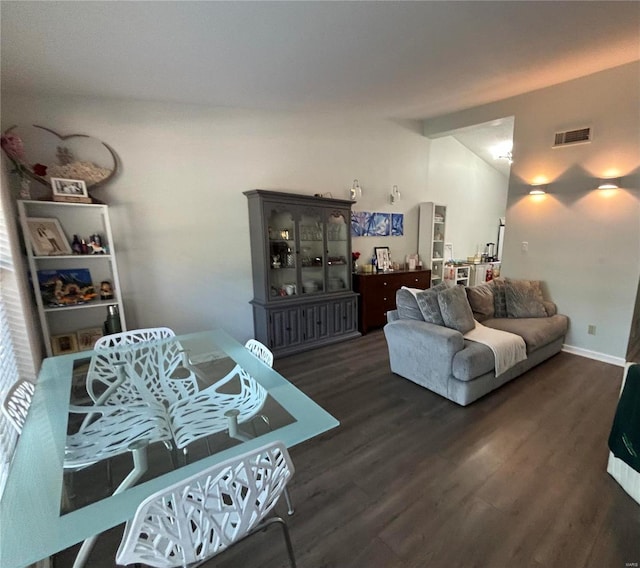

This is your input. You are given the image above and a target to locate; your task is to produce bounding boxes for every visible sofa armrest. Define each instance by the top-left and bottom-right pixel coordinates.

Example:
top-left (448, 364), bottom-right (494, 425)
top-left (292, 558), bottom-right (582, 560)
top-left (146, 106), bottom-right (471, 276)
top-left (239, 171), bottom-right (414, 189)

top-left (383, 319), bottom-right (464, 394)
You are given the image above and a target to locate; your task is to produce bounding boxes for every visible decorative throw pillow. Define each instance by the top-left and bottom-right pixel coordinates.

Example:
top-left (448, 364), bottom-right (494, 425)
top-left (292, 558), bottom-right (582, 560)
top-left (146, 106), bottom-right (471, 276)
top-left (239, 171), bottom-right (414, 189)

top-left (437, 285), bottom-right (476, 334)
top-left (396, 288), bottom-right (424, 321)
top-left (505, 279), bottom-right (547, 318)
top-left (493, 277), bottom-right (508, 318)
top-left (415, 289), bottom-right (445, 326)
top-left (465, 281), bottom-right (495, 322)
top-left (506, 278), bottom-right (545, 303)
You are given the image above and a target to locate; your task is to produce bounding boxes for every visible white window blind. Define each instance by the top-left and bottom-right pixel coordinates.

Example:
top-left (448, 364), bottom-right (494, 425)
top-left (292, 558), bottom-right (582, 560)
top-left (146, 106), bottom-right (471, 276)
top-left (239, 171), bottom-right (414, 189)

top-left (0, 175), bottom-right (38, 497)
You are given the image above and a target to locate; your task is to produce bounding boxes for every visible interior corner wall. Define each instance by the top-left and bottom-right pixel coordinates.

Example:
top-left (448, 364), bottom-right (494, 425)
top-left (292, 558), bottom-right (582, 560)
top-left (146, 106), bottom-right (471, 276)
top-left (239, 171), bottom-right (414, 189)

top-left (424, 136), bottom-right (508, 260)
top-left (1, 94), bottom-right (431, 344)
top-left (424, 62), bottom-right (640, 361)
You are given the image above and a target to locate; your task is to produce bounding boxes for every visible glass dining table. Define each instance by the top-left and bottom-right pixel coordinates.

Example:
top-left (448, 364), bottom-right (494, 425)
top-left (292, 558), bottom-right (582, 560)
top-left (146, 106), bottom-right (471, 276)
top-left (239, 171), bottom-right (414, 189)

top-left (0, 328), bottom-right (339, 568)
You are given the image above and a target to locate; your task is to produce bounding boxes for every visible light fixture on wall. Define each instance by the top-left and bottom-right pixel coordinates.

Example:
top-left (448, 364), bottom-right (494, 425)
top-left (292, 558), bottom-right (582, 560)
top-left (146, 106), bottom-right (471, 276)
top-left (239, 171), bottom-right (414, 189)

top-left (390, 184), bottom-right (401, 204)
top-left (529, 184), bottom-right (548, 195)
top-left (491, 141), bottom-right (514, 164)
top-left (349, 179), bottom-right (362, 201)
top-left (597, 177), bottom-right (621, 190)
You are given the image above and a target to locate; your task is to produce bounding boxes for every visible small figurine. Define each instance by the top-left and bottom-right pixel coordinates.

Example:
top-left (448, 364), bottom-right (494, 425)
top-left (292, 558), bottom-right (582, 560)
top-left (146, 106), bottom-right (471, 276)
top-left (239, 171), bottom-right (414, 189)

top-left (100, 280), bottom-right (114, 300)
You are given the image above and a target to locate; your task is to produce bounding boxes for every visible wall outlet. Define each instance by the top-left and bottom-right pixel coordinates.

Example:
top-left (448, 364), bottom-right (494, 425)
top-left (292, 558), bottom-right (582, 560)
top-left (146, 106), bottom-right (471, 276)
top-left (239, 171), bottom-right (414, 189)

top-left (521, 241), bottom-right (528, 252)
top-left (588, 324), bottom-right (596, 335)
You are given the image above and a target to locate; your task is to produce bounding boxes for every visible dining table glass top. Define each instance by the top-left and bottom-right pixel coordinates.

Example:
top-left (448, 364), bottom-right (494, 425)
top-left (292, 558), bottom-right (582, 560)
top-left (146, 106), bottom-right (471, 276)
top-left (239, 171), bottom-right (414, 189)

top-left (0, 329), bottom-right (339, 568)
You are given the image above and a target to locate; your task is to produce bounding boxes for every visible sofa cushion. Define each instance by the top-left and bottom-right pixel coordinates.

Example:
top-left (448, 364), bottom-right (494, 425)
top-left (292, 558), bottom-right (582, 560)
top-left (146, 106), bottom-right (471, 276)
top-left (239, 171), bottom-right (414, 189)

top-left (396, 288), bottom-right (424, 321)
top-left (415, 289), bottom-right (445, 326)
top-left (483, 314), bottom-right (568, 352)
top-left (437, 285), bottom-right (475, 334)
top-left (452, 340), bottom-right (496, 381)
top-left (505, 279), bottom-right (547, 318)
top-left (465, 281), bottom-right (495, 322)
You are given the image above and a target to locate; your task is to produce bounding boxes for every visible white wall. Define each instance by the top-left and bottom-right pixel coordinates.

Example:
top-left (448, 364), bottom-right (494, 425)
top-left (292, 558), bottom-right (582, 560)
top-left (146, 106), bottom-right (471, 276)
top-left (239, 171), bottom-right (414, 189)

top-left (424, 136), bottom-right (508, 260)
top-left (1, 94), bottom-right (431, 343)
top-left (424, 62), bottom-right (640, 362)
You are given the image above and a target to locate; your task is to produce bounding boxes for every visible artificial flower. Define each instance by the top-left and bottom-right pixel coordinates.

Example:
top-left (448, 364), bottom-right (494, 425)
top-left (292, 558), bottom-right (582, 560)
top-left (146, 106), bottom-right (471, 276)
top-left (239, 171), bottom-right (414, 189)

top-left (352, 251), bottom-right (361, 260)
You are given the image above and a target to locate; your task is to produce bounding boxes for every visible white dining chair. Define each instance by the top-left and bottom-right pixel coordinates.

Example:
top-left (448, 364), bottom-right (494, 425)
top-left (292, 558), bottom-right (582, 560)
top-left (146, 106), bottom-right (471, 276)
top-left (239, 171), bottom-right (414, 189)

top-left (86, 327), bottom-right (199, 407)
top-left (168, 365), bottom-right (268, 453)
top-left (66, 401), bottom-right (173, 568)
top-left (116, 441), bottom-right (296, 568)
top-left (245, 338), bottom-right (274, 367)
top-left (2, 379), bottom-right (35, 434)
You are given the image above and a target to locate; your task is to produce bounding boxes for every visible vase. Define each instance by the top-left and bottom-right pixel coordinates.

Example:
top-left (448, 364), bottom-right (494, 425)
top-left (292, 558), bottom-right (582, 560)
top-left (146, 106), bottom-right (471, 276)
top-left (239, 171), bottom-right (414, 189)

top-left (353, 260), bottom-right (359, 273)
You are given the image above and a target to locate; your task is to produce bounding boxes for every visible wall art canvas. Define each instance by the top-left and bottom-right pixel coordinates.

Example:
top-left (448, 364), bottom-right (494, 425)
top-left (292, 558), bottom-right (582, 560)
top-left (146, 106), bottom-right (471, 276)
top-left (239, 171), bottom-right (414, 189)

top-left (391, 213), bottom-right (404, 236)
top-left (351, 211), bottom-right (371, 236)
top-left (37, 268), bottom-right (97, 307)
top-left (351, 211), bottom-right (392, 236)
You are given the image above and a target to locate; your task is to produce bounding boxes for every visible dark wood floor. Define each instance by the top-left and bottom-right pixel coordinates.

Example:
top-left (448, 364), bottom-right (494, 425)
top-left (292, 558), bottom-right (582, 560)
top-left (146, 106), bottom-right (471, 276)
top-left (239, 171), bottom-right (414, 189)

top-left (55, 331), bottom-right (640, 568)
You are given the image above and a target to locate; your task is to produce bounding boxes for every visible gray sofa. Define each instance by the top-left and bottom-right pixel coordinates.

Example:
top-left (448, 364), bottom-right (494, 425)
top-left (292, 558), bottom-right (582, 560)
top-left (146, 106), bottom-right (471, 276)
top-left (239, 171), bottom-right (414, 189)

top-left (383, 278), bottom-right (569, 406)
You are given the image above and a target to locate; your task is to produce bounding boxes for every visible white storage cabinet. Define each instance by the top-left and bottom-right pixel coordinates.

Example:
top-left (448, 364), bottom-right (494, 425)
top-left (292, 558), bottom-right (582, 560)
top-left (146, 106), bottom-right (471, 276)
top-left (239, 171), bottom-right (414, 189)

top-left (418, 202), bottom-right (447, 285)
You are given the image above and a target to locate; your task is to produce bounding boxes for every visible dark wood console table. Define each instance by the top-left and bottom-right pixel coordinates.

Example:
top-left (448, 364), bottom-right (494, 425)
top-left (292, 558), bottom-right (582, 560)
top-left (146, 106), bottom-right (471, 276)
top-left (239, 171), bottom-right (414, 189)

top-left (352, 269), bottom-right (431, 334)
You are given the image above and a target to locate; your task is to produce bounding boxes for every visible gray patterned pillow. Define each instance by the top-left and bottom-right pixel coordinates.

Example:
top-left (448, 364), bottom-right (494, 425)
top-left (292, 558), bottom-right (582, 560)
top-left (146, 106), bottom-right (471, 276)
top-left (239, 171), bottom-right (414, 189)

top-left (396, 288), bottom-right (424, 321)
top-left (415, 289), bottom-right (445, 326)
top-left (493, 278), bottom-right (508, 318)
top-left (437, 285), bottom-right (475, 334)
top-left (505, 279), bottom-right (547, 318)
top-left (465, 281), bottom-right (495, 322)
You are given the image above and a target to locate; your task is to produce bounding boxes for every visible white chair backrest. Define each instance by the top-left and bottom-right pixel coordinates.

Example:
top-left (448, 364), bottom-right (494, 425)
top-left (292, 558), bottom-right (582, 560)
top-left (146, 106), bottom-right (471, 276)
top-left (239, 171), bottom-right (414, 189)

top-left (116, 441), bottom-right (294, 568)
top-left (2, 379), bottom-right (35, 434)
top-left (87, 327), bottom-right (199, 406)
top-left (245, 339), bottom-right (274, 367)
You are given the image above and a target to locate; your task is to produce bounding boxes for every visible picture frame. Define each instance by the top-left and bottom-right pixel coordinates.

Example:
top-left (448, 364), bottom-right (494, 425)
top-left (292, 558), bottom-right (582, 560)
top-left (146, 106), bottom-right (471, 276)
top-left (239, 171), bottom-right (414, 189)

top-left (50, 177), bottom-right (92, 203)
top-left (51, 333), bottom-right (79, 356)
top-left (76, 327), bottom-right (103, 351)
top-left (37, 268), bottom-right (96, 307)
top-left (375, 246), bottom-right (390, 271)
top-left (25, 217), bottom-right (72, 256)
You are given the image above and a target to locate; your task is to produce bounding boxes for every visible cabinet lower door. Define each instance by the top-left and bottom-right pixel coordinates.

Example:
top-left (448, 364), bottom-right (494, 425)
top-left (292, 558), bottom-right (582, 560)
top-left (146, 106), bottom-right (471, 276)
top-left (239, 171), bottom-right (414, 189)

top-left (331, 297), bottom-right (357, 335)
top-left (302, 303), bottom-right (330, 342)
top-left (269, 307), bottom-right (303, 351)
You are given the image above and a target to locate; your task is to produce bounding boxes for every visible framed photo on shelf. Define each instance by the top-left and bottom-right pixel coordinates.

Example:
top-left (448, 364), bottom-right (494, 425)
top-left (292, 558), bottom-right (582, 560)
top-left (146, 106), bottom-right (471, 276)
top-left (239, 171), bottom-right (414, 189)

top-left (25, 217), bottom-right (72, 256)
top-left (375, 246), bottom-right (390, 271)
top-left (76, 327), bottom-right (103, 351)
top-left (51, 333), bottom-right (79, 356)
top-left (50, 177), bottom-right (92, 203)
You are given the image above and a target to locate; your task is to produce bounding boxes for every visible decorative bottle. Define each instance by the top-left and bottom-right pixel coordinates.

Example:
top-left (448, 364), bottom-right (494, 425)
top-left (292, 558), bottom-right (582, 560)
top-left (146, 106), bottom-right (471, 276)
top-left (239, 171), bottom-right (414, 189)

top-left (71, 235), bottom-right (82, 254)
top-left (103, 305), bottom-right (122, 335)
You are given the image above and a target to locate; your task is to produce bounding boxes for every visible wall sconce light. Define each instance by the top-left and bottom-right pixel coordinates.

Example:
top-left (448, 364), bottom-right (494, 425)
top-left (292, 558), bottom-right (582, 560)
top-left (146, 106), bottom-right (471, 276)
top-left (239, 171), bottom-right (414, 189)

top-left (597, 177), bottom-right (621, 190)
top-left (529, 184), bottom-right (547, 195)
top-left (390, 184), bottom-right (401, 204)
top-left (349, 179), bottom-right (362, 201)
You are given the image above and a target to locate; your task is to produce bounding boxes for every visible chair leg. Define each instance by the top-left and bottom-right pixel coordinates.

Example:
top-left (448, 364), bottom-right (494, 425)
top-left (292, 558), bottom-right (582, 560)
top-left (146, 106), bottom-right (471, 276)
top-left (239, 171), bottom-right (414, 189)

top-left (255, 517), bottom-right (297, 568)
top-left (283, 487), bottom-right (295, 516)
top-left (72, 441), bottom-right (150, 568)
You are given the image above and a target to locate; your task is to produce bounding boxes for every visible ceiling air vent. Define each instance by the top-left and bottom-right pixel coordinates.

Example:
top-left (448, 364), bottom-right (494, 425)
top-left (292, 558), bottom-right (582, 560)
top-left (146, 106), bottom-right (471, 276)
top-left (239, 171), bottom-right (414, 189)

top-left (553, 127), bottom-right (591, 148)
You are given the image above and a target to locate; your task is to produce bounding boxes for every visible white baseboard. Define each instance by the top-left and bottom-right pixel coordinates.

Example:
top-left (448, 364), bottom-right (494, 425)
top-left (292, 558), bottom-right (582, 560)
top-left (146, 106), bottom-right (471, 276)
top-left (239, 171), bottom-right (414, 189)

top-left (562, 344), bottom-right (625, 367)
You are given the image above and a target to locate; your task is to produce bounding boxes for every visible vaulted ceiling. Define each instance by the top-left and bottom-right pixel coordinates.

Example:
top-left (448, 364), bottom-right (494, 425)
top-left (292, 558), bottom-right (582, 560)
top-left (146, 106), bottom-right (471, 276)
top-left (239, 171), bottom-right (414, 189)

top-left (2, 1), bottom-right (639, 120)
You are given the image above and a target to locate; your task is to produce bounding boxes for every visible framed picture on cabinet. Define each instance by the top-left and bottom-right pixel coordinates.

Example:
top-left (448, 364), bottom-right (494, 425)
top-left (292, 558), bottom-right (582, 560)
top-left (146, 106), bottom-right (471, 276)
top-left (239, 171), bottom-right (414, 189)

top-left (50, 177), bottom-right (92, 203)
top-left (25, 217), bottom-right (72, 256)
top-left (51, 333), bottom-right (79, 356)
top-left (375, 246), bottom-right (390, 271)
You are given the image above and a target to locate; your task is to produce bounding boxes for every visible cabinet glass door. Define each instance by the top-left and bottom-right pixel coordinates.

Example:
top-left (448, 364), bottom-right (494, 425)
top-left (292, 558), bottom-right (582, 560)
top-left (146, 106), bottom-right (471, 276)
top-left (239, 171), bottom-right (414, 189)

top-left (267, 207), bottom-right (296, 299)
top-left (326, 211), bottom-right (349, 293)
top-left (299, 210), bottom-right (325, 295)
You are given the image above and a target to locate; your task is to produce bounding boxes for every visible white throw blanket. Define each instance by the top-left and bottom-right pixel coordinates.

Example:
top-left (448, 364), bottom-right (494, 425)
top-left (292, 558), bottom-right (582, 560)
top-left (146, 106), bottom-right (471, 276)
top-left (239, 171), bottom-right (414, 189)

top-left (464, 320), bottom-right (527, 377)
